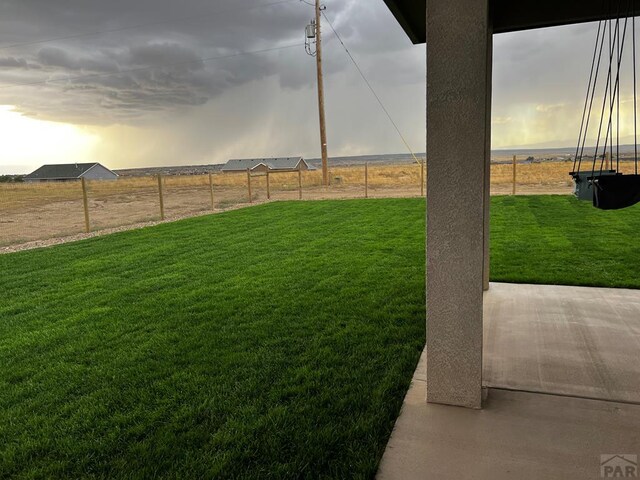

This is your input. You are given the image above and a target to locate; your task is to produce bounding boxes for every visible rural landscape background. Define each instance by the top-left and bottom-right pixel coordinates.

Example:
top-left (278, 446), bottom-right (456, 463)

top-left (3, 0), bottom-right (640, 477)
top-left (3, 146), bottom-right (639, 250)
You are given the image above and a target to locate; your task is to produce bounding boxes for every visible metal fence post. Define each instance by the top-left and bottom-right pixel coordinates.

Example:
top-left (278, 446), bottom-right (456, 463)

top-left (247, 169), bottom-right (253, 203)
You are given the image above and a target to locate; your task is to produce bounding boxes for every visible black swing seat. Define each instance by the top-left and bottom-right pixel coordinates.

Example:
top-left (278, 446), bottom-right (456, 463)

top-left (570, 170), bottom-right (617, 201)
top-left (592, 174), bottom-right (640, 210)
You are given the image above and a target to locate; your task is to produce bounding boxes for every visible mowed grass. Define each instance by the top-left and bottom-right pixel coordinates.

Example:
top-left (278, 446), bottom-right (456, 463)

top-left (0, 199), bottom-right (426, 479)
top-left (491, 195), bottom-right (640, 288)
top-left (1, 196), bottom-right (640, 479)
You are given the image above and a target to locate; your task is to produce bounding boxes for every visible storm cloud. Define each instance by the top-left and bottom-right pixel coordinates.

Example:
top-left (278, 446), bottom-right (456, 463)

top-left (0, 0), bottom-right (419, 124)
top-left (0, 0), bottom-right (623, 173)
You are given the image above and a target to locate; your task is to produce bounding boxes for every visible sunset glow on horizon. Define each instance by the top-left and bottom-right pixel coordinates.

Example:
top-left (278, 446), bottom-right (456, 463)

top-left (0, 106), bottom-right (100, 174)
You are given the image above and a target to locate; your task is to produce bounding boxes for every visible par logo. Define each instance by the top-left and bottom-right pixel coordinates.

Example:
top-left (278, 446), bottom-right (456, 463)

top-left (601, 454), bottom-right (638, 478)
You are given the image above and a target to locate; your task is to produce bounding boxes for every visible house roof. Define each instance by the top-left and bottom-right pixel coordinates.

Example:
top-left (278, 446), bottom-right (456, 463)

top-left (222, 157), bottom-right (316, 172)
top-left (383, 0), bottom-right (637, 44)
top-left (24, 163), bottom-right (113, 180)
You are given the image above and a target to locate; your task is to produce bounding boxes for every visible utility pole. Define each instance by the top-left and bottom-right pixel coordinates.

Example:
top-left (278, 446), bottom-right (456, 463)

top-left (306, 2), bottom-right (329, 186)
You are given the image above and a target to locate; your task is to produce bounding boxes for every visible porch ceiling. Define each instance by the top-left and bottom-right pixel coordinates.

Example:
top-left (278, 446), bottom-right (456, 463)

top-left (383, 0), bottom-right (638, 44)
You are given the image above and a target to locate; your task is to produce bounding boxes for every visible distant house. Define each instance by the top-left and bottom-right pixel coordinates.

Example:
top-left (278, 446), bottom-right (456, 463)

top-left (221, 157), bottom-right (316, 173)
top-left (24, 163), bottom-right (118, 182)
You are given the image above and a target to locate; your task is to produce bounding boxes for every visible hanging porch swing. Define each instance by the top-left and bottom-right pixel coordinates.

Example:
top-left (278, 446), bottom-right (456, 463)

top-left (571, 1), bottom-right (640, 210)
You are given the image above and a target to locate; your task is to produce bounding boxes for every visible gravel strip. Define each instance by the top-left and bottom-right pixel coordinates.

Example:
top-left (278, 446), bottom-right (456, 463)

top-left (0, 202), bottom-right (262, 255)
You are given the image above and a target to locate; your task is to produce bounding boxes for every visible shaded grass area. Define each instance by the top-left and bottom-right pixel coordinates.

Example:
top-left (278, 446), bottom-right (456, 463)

top-left (491, 195), bottom-right (640, 288)
top-left (0, 199), bottom-right (426, 479)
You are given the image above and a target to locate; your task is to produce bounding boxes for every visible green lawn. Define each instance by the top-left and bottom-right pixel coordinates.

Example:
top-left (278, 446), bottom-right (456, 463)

top-left (491, 195), bottom-right (640, 288)
top-left (0, 199), bottom-right (426, 479)
top-left (1, 196), bottom-right (639, 479)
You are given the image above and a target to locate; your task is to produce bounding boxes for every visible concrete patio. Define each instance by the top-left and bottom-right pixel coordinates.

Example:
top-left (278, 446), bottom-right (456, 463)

top-left (377, 283), bottom-right (640, 479)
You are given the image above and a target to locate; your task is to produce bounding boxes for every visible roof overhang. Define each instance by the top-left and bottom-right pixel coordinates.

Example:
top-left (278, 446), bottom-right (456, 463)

top-left (383, 0), bottom-right (639, 44)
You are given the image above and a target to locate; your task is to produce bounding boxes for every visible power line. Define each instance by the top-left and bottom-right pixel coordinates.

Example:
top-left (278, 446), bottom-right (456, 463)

top-left (322, 11), bottom-right (421, 163)
top-left (0, 0), bottom-right (297, 52)
top-left (0, 43), bottom-right (302, 89)
top-left (321, 11), bottom-right (422, 163)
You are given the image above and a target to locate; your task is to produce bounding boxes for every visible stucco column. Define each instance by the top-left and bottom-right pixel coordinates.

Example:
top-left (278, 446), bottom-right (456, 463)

top-left (426, 0), bottom-right (492, 408)
top-left (483, 33), bottom-right (493, 293)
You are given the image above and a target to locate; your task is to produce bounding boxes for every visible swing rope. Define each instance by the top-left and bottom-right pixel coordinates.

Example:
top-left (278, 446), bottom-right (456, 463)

top-left (574, 20), bottom-right (605, 174)
top-left (634, 12), bottom-right (638, 173)
top-left (596, 16), bottom-right (628, 177)
top-left (573, 0), bottom-right (640, 210)
top-left (574, 0), bottom-right (640, 178)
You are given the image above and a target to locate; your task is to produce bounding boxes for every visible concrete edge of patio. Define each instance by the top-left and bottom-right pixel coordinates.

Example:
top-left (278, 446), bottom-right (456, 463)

top-left (377, 282), bottom-right (640, 479)
top-left (377, 348), bottom-right (640, 480)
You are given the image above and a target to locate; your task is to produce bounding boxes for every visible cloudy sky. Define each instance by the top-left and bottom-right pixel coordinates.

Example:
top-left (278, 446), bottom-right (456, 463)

top-left (0, 0), bottom-right (634, 174)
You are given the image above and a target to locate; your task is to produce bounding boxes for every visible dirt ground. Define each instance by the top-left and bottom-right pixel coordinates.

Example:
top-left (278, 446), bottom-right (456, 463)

top-left (0, 185), bottom-right (423, 248)
top-left (0, 163), bottom-right (576, 249)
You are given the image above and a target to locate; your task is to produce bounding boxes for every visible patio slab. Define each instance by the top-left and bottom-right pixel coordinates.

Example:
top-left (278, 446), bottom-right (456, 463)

top-left (377, 375), bottom-right (640, 479)
top-left (377, 282), bottom-right (640, 479)
top-left (484, 282), bottom-right (640, 403)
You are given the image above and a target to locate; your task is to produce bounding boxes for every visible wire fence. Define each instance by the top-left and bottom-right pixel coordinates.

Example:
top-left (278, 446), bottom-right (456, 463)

top-left (0, 159), bottom-right (597, 249)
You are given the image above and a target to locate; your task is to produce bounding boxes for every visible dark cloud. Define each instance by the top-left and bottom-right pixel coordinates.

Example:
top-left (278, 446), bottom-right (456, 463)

top-left (0, 56), bottom-right (31, 68)
top-left (0, 0), bottom-right (426, 125)
top-left (128, 43), bottom-right (203, 69)
top-left (0, 0), bottom-right (613, 171)
top-left (0, 0), bottom-right (392, 123)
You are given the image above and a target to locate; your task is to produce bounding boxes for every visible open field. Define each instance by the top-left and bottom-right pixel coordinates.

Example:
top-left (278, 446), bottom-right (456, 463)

top-left (0, 161), bottom-right (606, 248)
top-left (0, 165), bottom-right (426, 247)
top-left (1, 197), bottom-right (640, 478)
